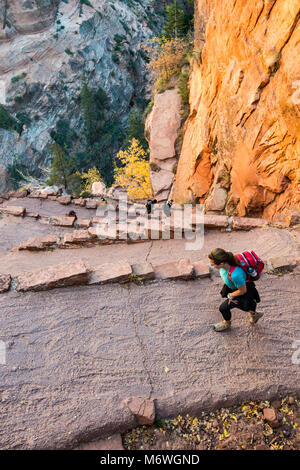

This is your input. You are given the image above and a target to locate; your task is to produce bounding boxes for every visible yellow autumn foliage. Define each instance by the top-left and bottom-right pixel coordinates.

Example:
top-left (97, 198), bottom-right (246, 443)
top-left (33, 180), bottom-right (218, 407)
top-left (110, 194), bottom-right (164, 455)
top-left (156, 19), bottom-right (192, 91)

top-left (143, 36), bottom-right (187, 90)
top-left (80, 167), bottom-right (102, 194)
top-left (114, 138), bottom-right (153, 200)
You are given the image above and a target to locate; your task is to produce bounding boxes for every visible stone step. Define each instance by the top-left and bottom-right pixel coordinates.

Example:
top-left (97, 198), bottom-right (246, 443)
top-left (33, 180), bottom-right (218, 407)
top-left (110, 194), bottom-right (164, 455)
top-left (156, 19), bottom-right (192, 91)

top-left (88, 262), bottom-right (132, 285)
top-left (50, 215), bottom-right (76, 227)
top-left (0, 205), bottom-right (26, 216)
top-left (154, 258), bottom-right (195, 281)
top-left (15, 260), bottom-right (89, 292)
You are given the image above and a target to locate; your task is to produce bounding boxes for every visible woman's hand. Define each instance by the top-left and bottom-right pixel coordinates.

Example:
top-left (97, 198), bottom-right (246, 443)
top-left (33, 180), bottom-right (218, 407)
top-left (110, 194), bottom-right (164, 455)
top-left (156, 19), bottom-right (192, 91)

top-left (228, 284), bottom-right (247, 298)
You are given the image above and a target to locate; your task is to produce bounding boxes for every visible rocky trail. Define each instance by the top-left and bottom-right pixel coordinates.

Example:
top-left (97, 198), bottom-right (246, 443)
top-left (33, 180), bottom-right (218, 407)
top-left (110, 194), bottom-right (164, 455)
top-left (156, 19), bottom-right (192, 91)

top-left (0, 194), bottom-right (299, 449)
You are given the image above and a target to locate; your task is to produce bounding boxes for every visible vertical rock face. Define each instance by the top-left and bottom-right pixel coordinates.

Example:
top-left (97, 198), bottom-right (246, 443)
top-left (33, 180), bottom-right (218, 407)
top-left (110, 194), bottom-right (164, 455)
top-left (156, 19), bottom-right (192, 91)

top-left (174, 0), bottom-right (300, 220)
top-left (146, 88), bottom-right (182, 201)
top-left (0, 0), bottom-right (165, 187)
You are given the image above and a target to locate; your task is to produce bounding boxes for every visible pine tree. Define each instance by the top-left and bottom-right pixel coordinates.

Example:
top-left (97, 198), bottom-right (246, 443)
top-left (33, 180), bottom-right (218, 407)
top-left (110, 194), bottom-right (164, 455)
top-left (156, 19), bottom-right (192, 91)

top-left (124, 107), bottom-right (149, 152)
top-left (47, 142), bottom-right (80, 192)
top-left (80, 75), bottom-right (98, 146)
top-left (164, 1), bottom-right (187, 38)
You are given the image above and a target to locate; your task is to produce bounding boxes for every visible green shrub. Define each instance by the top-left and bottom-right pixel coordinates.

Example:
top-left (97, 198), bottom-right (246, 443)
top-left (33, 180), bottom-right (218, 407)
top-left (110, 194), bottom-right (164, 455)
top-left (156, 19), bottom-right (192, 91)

top-left (0, 105), bottom-right (18, 132)
top-left (11, 72), bottom-right (27, 84)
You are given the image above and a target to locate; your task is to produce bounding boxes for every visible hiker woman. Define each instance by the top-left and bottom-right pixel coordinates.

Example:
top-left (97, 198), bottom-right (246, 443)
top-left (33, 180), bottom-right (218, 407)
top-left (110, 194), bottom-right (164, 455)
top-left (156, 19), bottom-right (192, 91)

top-left (208, 248), bottom-right (263, 332)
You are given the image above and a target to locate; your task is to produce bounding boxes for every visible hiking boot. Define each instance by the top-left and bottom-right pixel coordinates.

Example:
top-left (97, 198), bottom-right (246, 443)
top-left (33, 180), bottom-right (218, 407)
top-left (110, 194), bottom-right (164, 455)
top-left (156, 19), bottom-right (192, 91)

top-left (249, 311), bottom-right (264, 325)
top-left (213, 320), bottom-right (231, 332)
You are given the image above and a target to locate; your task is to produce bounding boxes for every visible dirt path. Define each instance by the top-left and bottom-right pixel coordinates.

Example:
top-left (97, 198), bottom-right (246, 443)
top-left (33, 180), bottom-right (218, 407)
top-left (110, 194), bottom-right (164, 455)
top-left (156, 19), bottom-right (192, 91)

top-left (0, 271), bottom-right (299, 449)
top-left (1, 223), bottom-right (299, 276)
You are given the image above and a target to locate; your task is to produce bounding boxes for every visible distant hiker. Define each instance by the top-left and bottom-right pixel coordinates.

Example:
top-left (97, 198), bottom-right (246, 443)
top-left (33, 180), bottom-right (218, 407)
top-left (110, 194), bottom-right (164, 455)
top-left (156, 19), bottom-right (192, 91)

top-left (163, 199), bottom-right (174, 217)
top-left (208, 248), bottom-right (264, 332)
top-left (146, 199), bottom-right (157, 215)
top-left (65, 210), bottom-right (77, 221)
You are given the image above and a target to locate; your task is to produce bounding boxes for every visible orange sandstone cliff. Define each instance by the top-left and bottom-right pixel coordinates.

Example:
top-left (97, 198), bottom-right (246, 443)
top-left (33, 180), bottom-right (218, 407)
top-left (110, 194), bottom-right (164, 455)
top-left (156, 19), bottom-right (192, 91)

top-left (174, 0), bottom-right (300, 221)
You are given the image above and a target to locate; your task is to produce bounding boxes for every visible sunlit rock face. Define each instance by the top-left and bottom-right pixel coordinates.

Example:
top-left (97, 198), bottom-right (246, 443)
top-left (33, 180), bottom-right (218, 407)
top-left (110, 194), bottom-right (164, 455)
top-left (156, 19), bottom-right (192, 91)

top-left (0, 0), bottom-right (164, 188)
top-left (145, 88), bottom-right (182, 201)
top-left (174, 0), bottom-right (300, 220)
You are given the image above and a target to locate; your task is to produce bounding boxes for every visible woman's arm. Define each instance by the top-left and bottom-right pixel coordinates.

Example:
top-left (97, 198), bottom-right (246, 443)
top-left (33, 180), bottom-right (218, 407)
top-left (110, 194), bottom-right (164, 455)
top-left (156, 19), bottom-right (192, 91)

top-left (228, 284), bottom-right (247, 298)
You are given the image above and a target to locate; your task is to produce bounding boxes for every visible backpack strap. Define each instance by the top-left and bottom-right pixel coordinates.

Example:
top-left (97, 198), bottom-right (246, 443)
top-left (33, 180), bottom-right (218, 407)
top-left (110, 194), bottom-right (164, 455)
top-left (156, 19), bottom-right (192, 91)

top-left (227, 266), bottom-right (236, 283)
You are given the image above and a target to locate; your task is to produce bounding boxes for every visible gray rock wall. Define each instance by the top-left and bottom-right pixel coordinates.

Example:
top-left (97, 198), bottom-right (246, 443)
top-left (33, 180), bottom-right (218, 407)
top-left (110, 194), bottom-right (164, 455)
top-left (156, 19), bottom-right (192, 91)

top-left (0, 0), bottom-right (165, 187)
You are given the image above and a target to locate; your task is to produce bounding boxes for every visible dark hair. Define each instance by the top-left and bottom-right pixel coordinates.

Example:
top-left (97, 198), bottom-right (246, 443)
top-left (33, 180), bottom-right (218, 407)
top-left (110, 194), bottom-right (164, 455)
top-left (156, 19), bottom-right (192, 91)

top-left (208, 248), bottom-right (238, 266)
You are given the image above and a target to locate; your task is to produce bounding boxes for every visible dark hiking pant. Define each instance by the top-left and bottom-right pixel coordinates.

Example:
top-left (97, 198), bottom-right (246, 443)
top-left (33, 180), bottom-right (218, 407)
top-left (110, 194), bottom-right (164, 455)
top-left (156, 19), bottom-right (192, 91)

top-left (219, 282), bottom-right (261, 321)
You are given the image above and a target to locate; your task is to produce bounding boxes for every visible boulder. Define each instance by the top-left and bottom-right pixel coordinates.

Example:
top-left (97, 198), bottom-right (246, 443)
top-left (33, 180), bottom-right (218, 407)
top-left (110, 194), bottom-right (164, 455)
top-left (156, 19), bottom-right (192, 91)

top-left (0, 274), bottom-right (11, 294)
top-left (88, 263), bottom-right (132, 285)
top-left (263, 408), bottom-right (280, 428)
top-left (122, 397), bottom-right (155, 426)
top-left (16, 260), bottom-right (89, 292)
top-left (57, 196), bottom-right (71, 205)
top-left (41, 186), bottom-right (59, 196)
top-left (150, 169), bottom-right (174, 197)
top-left (205, 184), bottom-right (228, 212)
top-left (91, 181), bottom-right (106, 196)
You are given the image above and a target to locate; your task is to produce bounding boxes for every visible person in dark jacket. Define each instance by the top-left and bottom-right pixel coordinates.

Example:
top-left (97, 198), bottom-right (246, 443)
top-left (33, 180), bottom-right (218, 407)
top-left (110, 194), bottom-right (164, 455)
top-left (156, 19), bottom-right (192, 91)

top-left (146, 199), bottom-right (157, 215)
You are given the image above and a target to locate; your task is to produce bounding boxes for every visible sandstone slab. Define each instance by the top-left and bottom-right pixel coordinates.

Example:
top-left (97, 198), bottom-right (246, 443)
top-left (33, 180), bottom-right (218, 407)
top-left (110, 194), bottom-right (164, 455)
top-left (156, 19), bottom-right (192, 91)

top-left (74, 199), bottom-right (86, 207)
top-left (232, 217), bottom-right (268, 231)
top-left (50, 216), bottom-right (75, 227)
top-left (0, 206), bottom-right (25, 217)
top-left (203, 215), bottom-right (229, 229)
top-left (193, 261), bottom-right (211, 278)
top-left (76, 219), bottom-right (91, 229)
top-left (154, 258), bottom-right (194, 281)
top-left (131, 263), bottom-right (155, 281)
top-left (57, 196), bottom-right (71, 205)
top-left (63, 233), bottom-right (73, 245)
top-left (16, 260), bottom-right (88, 292)
top-left (86, 200), bottom-right (97, 209)
top-left (18, 235), bottom-right (57, 251)
top-left (71, 230), bottom-right (90, 244)
top-left (10, 190), bottom-right (28, 199)
top-left (267, 257), bottom-right (295, 272)
top-left (88, 263), bottom-right (132, 285)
